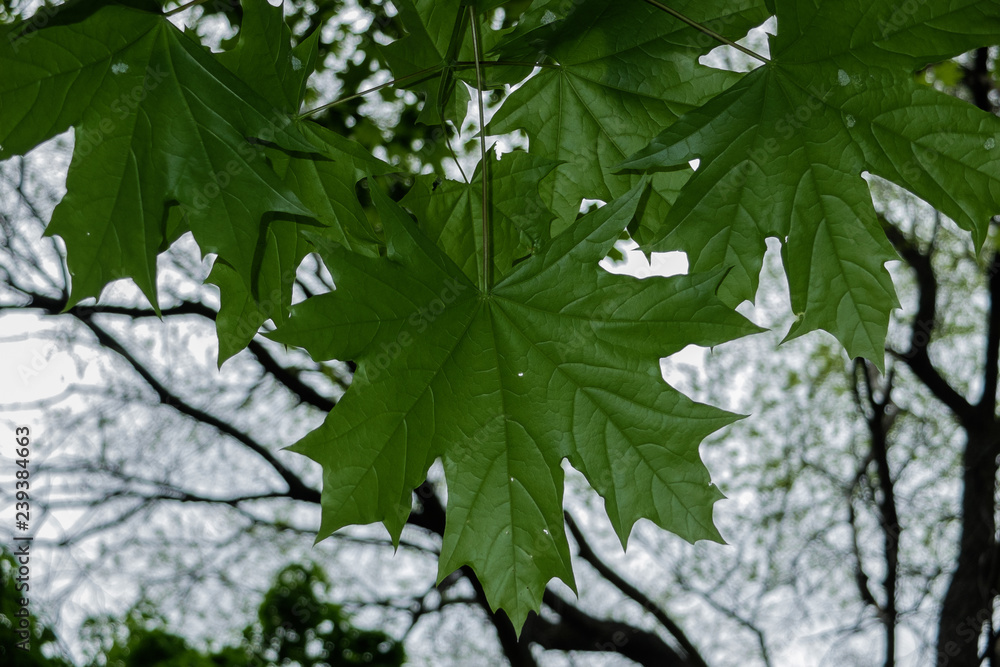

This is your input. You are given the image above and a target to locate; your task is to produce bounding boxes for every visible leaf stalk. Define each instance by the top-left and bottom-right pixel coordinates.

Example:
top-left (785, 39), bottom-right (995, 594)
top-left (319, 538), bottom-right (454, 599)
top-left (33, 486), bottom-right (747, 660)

top-left (469, 7), bottom-right (492, 292)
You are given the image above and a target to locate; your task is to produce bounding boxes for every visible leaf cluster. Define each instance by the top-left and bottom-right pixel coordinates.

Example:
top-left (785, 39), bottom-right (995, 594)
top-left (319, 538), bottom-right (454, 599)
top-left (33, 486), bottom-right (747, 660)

top-left (2, 0), bottom-right (1000, 631)
top-left (77, 562), bottom-right (404, 666)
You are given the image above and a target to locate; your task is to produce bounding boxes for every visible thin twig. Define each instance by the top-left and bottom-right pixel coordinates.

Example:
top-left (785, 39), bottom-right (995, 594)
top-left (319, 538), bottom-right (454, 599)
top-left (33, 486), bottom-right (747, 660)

top-left (453, 60), bottom-right (559, 70)
top-left (641, 0), bottom-right (769, 64)
top-left (164, 0), bottom-right (211, 17)
top-left (297, 67), bottom-right (442, 119)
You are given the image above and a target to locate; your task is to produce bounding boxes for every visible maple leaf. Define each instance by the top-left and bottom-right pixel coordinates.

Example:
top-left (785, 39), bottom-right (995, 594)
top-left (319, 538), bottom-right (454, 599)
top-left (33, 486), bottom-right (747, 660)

top-left (487, 0), bottom-right (770, 231)
top-left (269, 180), bottom-right (761, 630)
top-left (211, 121), bottom-right (394, 363)
top-left (0, 0), bottom-right (314, 308)
top-left (620, 0), bottom-right (1000, 368)
top-left (214, 0), bottom-right (319, 116)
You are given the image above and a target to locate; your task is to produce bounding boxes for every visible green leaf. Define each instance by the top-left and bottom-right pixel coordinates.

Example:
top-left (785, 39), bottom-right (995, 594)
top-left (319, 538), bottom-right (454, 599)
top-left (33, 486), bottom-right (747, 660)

top-left (269, 180), bottom-right (761, 631)
top-left (621, 0), bottom-right (1000, 368)
top-left (207, 0), bottom-right (392, 360)
top-left (488, 0), bottom-right (769, 231)
top-left (399, 148), bottom-right (559, 284)
top-left (0, 0), bottom-right (314, 308)
top-left (267, 122), bottom-right (393, 256)
top-left (208, 216), bottom-right (315, 365)
top-left (214, 0), bottom-right (320, 115)
top-left (377, 0), bottom-right (470, 126)
top-left (209, 121), bottom-right (395, 364)
top-left (210, 260), bottom-right (267, 365)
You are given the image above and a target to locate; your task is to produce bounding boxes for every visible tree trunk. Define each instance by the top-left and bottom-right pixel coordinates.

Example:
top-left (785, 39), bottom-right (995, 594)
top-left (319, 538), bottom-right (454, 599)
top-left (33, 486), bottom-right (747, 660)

top-left (936, 428), bottom-right (997, 666)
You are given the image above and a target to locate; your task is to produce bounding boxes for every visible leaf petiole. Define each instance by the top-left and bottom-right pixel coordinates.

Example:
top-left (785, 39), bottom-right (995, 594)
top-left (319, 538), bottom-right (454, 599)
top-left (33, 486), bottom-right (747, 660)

top-left (453, 60), bottom-right (560, 70)
top-left (469, 6), bottom-right (492, 292)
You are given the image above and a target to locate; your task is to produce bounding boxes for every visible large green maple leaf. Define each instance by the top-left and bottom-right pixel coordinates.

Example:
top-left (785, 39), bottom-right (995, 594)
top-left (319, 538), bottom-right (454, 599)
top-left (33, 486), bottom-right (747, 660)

top-left (0, 0), bottom-right (315, 307)
top-left (620, 0), bottom-right (1000, 367)
top-left (487, 0), bottom-right (769, 231)
top-left (269, 180), bottom-right (761, 630)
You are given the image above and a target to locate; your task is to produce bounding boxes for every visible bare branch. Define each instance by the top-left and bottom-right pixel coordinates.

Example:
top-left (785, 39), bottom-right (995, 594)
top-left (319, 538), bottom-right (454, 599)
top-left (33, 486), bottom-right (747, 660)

top-left (882, 218), bottom-right (976, 426)
top-left (76, 314), bottom-right (321, 504)
top-left (565, 513), bottom-right (709, 667)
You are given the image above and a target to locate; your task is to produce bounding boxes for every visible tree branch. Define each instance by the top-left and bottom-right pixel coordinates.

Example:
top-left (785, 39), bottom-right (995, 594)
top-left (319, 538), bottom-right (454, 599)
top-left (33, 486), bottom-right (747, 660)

top-left (536, 589), bottom-right (698, 667)
top-left (853, 359), bottom-right (900, 667)
top-left (980, 246), bottom-right (999, 421)
top-left (565, 513), bottom-right (709, 667)
top-left (408, 482), bottom-right (707, 665)
top-left (77, 314), bottom-right (321, 504)
top-left (881, 219), bottom-right (976, 425)
top-left (671, 575), bottom-right (774, 667)
top-left (934, 48), bottom-right (1000, 666)
top-left (7, 291), bottom-right (342, 412)
top-left (247, 339), bottom-right (339, 411)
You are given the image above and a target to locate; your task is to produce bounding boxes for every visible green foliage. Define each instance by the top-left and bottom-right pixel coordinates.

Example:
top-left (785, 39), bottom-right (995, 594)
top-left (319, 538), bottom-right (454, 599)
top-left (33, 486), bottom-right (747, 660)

top-left (489, 0), bottom-right (769, 230)
top-left (82, 563), bottom-right (404, 667)
top-left (399, 148), bottom-right (558, 279)
top-left (0, 0), bottom-right (313, 308)
top-left (619, 0), bottom-right (1000, 367)
top-left (0, 550), bottom-right (72, 667)
top-left (3, 0), bottom-right (999, 632)
top-left (271, 180), bottom-right (759, 627)
top-left (248, 563), bottom-right (404, 667)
